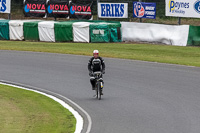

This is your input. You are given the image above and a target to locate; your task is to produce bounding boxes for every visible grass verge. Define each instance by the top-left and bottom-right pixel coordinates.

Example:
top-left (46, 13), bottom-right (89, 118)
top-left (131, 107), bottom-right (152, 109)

top-left (0, 41), bottom-right (200, 67)
top-left (0, 84), bottom-right (76, 133)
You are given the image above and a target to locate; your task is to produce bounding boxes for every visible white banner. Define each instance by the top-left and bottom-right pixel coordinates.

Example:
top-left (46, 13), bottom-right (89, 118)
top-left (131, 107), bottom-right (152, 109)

top-left (166, 0), bottom-right (200, 18)
top-left (0, 0), bottom-right (11, 13)
top-left (98, 3), bottom-right (128, 18)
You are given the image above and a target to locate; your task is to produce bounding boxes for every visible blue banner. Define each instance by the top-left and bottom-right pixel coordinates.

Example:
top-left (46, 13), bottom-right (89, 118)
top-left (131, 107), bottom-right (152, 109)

top-left (98, 3), bottom-right (128, 18)
top-left (0, 0), bottom-right (11, 13)
top-left (133, 2), bottom-right (156, 19)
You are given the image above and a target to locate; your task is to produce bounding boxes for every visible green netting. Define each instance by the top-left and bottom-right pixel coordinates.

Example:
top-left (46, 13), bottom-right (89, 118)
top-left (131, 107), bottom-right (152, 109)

top-left (24, 21), bottom-right (41, 41)
top-left (187, 25), bottom-right (200, 46)
top-left (0, 20), bottom-right (10, 40)
top-left (107, 23), bottom-right (121, 42)
top-left (90, 24), bottom-right (110, 43)
top-left (90, 22), bottom-right (121, 43)
top-left (55, 21), bottom-right (80, 42)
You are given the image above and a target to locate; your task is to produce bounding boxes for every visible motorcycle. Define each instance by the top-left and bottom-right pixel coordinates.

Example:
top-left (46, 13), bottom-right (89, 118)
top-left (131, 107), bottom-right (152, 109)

top-left (93, 71), bottom-right (104, 100)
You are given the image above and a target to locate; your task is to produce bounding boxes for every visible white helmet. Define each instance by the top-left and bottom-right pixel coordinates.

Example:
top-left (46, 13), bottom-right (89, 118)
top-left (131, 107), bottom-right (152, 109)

top-left (93, 50), bottom-right (99, 54)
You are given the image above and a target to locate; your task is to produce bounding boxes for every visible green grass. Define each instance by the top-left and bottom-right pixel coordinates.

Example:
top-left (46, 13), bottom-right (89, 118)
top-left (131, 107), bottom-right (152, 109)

top-left (0, 84), bottom-right (76, 133)
top-left (0, 40), bottom-right (200, 67)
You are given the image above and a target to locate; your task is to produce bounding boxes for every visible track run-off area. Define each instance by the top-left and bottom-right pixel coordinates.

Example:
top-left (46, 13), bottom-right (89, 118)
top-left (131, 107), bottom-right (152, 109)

top-left (1, 50), bottom-right (200, 133)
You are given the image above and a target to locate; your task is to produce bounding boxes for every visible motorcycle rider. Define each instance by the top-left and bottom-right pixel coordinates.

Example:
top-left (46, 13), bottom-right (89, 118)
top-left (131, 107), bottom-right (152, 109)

top-left (88, 50), bottom-right (105, 94)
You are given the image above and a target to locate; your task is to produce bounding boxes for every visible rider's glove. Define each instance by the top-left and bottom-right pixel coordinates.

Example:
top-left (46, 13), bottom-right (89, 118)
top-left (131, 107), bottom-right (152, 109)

top-left (89, 71), bottom-right (93, 76)
top-left (102, 70), bottom-right (105, 74)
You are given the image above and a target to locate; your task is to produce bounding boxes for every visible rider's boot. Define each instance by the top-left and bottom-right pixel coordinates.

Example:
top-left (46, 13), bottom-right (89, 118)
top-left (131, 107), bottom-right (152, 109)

top-left (90, 78), bottom-right (95, 90)
top-left (101, 91), bottom-right (103, 95)
top-left (100, 88), bottom-right (103, 95)
top-left (92, 85), bottom-right (95, 90)
top-left (92, 83), bottom-right (95, 90)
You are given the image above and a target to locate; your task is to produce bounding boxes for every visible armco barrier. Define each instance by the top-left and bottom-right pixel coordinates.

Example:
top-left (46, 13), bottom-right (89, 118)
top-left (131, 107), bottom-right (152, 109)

top-left (24, 21), bottom-right (41, 41)
top-left (9, 20), bottom-right (37, 41)
top-left (73, 22), bottom-right (92, 43)
top-left (187, 25), bottom-right (200, 46)
top-left (2, 19), bottom-right (200, 46)
top-left (54, 21), bottom-right (76, 42)
top-left (0, 20), bottom-right (9, 40)
top-left (38, 21), bottom-right (57, 42)
top-left (121, 22), bottom-right (189, 46)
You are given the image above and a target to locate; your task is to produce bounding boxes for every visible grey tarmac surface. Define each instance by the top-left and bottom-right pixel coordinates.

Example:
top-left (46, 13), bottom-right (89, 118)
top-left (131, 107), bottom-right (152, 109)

top-left (0, 50), bottom-right (200, 133)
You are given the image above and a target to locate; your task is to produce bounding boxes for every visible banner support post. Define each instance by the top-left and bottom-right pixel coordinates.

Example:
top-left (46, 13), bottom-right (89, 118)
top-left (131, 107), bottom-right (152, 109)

top-left (139, 18), bottom-right (142, 23)
top-left (178, 17), bottom-right (181, 25)
top-left (8, 14), bottom-right (11, 20)
top-left (139, 0), bottom-right (142, 22)
top-left (97, 0), bottom-right (99, 20)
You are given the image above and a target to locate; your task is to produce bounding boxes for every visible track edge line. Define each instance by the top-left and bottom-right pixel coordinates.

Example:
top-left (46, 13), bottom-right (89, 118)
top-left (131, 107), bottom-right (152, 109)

top-left (0, 80), bottom-right (92, 133)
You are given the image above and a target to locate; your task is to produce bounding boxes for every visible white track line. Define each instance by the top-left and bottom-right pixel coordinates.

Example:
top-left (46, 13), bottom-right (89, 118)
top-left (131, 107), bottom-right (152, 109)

top-left (0, 81), bottom-right (87, 133)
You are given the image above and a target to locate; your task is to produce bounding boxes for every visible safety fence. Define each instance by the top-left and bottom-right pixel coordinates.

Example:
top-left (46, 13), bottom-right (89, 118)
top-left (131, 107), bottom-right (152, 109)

top-left (0, 19), bottom-right (200, 46)
top-left (1, 0), bottom-right (199, 25)
top-left (0, 20), bottom-right (121, 43)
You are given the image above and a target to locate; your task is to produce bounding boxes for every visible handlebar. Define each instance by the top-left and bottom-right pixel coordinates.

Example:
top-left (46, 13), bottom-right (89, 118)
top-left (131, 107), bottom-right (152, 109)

top-left (93, 71), bottom-right (102, 75)
top-left (93, 71), bottom-right (102, 79)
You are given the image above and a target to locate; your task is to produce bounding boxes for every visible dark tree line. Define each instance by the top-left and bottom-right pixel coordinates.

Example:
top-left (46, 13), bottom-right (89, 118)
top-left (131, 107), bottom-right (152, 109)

top-left (13, 0), bottom-right (22, 4)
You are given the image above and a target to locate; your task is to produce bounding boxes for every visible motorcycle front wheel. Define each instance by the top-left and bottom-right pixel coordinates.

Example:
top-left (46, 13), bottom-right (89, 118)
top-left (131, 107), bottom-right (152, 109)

top-left (97, 83), bottom-right (101, 100)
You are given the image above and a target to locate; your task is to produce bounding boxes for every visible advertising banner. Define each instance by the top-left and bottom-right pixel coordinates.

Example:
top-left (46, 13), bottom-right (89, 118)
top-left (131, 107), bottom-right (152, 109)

top-left (166, 0), bottom-right (200, 18)
top-left (98, 3), bottom-right (128, 18)
top-left (47, 0), bottom-right (69, 18)
top-left (133, 2), bottom-right (156, 19)
top-left (69, 2), bottom-right (92, 19)
top-left (24, 0), bottom-right (46, 17)
top-left (0, 0), bottom-right (11, 13)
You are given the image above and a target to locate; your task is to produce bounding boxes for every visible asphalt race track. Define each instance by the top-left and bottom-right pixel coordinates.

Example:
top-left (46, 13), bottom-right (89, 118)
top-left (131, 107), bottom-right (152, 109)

top-left (1, 50), bottom-right (200, 133)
